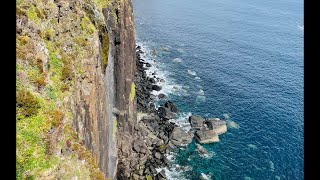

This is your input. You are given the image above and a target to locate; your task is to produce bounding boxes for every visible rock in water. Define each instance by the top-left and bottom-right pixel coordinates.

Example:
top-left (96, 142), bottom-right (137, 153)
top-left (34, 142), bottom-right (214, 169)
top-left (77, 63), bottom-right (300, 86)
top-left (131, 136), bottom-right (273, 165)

top-left (157, 106), bottom-right (176, 120)
top-left (152, 85), bottom-right (162, 91)
top-left (189, 116), bottom-right (205, 130)
top-left (206, 118), bottom-right (227, 135)
top-left (158, 93), bottom-right (167, 99)
top-left (170, 127), bottom-right (193, 146)
top-left (194, 130), bottom-right (219, 144)
top-left (164, 101), bottom-right (179, 113)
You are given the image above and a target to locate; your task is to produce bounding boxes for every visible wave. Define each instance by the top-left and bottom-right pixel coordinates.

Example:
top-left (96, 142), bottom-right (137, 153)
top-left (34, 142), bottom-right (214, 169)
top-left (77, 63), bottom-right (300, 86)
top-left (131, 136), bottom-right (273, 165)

top-left (187, 69), bottom-right (197, 76)
top-left (298, 25), bottom-right (304, 31)
top-left (175, 112), bottom-right (192, 132)
top-left (173, 58), bottom-right (183, 63)
top-left (137, 42), bottom-right (188, 99)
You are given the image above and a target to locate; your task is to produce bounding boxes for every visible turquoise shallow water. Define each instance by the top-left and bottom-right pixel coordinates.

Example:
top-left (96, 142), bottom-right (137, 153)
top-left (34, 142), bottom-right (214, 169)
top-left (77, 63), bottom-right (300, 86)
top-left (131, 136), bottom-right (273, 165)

top-left (132, 0), bottom-right (304, 179)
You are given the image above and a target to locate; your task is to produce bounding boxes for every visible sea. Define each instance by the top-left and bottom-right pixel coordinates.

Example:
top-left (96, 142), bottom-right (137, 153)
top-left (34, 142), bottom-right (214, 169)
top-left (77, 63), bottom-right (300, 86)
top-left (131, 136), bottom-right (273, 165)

top-left (132, 0), bottom-right (304, 179)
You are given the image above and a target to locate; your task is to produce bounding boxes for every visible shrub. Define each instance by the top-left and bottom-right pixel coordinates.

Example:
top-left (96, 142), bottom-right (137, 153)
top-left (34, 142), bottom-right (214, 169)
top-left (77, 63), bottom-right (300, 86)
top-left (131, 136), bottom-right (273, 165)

top-left (16, 89), bottom-right (40, 117)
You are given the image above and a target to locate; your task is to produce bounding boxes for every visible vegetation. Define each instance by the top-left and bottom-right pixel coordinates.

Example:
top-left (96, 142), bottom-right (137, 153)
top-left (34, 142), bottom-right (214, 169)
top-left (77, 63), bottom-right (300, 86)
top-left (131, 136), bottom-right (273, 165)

top-left (130, 82), bottom-right (136, 102)
top-left (16, 0), bottom-right (112, 179)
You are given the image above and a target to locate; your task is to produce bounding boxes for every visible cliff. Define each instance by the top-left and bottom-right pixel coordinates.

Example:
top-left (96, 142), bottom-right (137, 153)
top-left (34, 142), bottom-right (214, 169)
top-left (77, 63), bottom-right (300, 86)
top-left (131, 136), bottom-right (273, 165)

top-left (16, 0), bottom-right (136, 179)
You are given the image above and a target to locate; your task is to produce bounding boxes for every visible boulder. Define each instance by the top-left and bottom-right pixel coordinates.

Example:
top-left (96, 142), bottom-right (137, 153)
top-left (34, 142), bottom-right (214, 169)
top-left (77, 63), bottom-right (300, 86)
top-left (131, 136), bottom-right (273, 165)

top-left (170, 127), bottom-right (192, 146)
top-left (189, 116), bottom-right (205, 130)
top-left (157, 169), bottom-right (166, 178)
top-left (158, 93), bottom-right (167, 99)
top-left (164, 101), bottom-right (179, 113)
top-left (168, 140), bottom-right (176, 149)
top-left (133, 174), bottom-right (140, 180)
top-left (206, 118), bottom-right (227, 135)
top-left (154, 152), bottom-right (162, 159)
top-left (157, 107), bottom-right (176, 120)
top-left (194, 130), bottom-right (219, 144)
top-left (133, 139), bottom-right (148, 153)
top-left (149, 78), bottom-right (156, 84)
top-left (152, 85), bottom-right (162, 91)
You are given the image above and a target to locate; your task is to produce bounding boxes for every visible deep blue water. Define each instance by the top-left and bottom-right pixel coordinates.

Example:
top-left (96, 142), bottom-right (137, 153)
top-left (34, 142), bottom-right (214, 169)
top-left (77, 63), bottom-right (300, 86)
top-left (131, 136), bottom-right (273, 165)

top-left (132, 0), bottom-right (304, 179)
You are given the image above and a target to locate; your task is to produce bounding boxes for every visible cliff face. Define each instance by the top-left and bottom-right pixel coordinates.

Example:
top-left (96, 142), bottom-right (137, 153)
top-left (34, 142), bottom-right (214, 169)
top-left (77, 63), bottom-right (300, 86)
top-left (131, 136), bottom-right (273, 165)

top-left (103, 0), bottom-right (137, 178)
top-left (16, 0), bottom-right (136, 179)
top-left (67, 0), bottom-right (137, 178)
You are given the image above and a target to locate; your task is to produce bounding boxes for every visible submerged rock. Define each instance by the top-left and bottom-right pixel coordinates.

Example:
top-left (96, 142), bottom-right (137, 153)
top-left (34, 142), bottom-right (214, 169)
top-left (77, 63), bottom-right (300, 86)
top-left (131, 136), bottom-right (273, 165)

top-left (199, 173), bottom-right (211, 180)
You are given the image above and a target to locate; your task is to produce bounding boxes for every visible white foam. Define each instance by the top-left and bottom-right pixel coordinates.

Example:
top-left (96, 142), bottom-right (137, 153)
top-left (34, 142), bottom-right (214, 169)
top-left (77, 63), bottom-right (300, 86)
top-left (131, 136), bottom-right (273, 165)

top-left (223, 113), bottom-right (230, 119)
top-left (173, 58), bottom-right (183, 63)
top-left (200, 173), bottom-right (212, 180)
top-left (197, 89), bottom-right (205, 96)
top-left (187, 69), bottom-right (197, 76)
top-left (248, 144), bottom-right (258, 149)
top-left (155, 167), bottom-right (187, 180)
top-left (298, 25), bottom-right (304, 31)
top-left (137, 42), bottom-right (187, 98)
top-left (195, 76), bottom-right (201, 80)
top-left (175, 112), bottom-right (193, 132)
top-left (160, 45), bottom-right (170, 51)
top-left (269, 160), bottom-right (275, 172)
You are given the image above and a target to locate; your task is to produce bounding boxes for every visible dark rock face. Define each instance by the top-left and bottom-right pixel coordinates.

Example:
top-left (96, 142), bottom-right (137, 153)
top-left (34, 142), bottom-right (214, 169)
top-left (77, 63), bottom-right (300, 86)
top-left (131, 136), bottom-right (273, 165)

top-left (152, 85), bottom-right (162, 91)
top-left (164, 101), bottom-right (179, 113)
top-left (158, 93), bottom-right (167, 99)
top-left (103, 0), bottom-right (138, 178)
top-left (157, 107), bottom-right (176, 120)
top-left (189, 116), bottom-right (205, 130)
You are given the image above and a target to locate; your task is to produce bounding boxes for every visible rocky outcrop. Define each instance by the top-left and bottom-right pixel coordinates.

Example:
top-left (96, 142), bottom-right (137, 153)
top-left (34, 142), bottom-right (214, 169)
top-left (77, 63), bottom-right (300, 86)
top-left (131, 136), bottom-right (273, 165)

top-left (195, 130), bottom-right (220, 144)
top-left (170, 127), bottom-right (193, 147)
top-left (189, 116), bottom-right (206, 130)
top-left (206, 118), bottom-right (227, 135)
top-left (190, 117), bottom-right (227, 144)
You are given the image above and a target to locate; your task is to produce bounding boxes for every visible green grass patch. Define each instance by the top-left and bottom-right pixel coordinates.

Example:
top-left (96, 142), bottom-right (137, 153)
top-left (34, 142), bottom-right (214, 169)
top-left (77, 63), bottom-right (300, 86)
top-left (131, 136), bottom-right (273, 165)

top-left (101, 33), bottom-right (109, 72)
top-left (129, 82), bottom-right (135, 102)
top-left (81, 15), bottom-right (96, 34)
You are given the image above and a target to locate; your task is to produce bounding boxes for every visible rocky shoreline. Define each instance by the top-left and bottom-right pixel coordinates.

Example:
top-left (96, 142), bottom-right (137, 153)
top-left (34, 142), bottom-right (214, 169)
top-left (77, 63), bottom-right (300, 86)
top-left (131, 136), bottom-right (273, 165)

top-left (132, 45), bottom-right (228, 179)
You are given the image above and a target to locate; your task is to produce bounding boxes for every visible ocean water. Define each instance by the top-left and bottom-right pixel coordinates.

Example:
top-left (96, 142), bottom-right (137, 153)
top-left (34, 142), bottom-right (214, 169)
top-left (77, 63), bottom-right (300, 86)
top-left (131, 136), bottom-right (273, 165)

top-left (132, 0), bottom-right (304, 179)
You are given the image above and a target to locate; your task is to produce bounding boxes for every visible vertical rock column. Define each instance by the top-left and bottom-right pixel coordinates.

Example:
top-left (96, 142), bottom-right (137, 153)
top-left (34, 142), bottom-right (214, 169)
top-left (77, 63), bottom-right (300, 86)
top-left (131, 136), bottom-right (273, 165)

top-left (103, 0), bottom-right (137, 178)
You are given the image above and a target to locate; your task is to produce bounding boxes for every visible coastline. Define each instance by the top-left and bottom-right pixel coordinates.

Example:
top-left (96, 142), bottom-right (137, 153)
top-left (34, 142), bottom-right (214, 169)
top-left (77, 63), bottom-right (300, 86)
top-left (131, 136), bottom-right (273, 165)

top-left (134, 43), bottom-right (228, 179)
